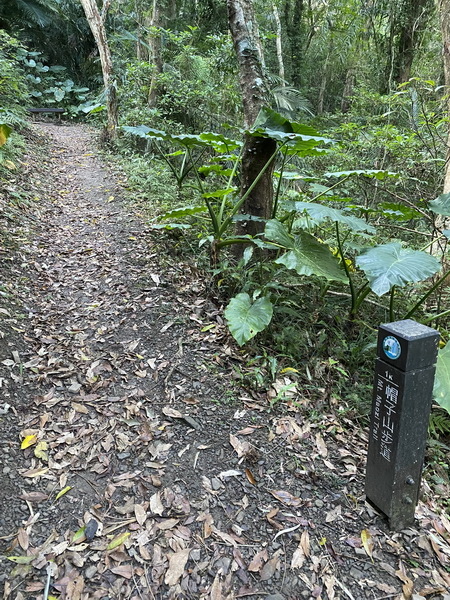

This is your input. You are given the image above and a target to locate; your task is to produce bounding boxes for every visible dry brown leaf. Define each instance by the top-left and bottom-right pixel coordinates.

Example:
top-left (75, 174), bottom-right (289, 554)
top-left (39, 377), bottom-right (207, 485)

top-left (269, 489), bottom-right (302, 507)
top-left (17, 528), bottom-right (29, 551)
top-left (247, 549), bottom-right (268, 572)
top-left (229, 434), bottom-right (250, 458)
top-left (291, 544), bottom-right (306, 569)
top-left (65, 575), bottom-right (84, 600)
top-left (156, 518), bottom-right (179, 531)
top-left (19, 491), bottom-right (49, 503)
top-left (134, 504), bottom-right (147, 526)
top-left (300, 530), bottom-right (310, 557)
top-left (210, 574), bottom-right (223, 600)
top-left (110, 564), bottom-right (134, 579)
top-left (245, 468), bottom-right (256, 485)
top-left (149, 492), bottom-right (165, 516)
top-left (260, 552), bottom-right (281, 581)
top-left (324, 575), bottom-right (336, 600)
top-left (163, 406), bottom-right (183, 419)
top-left (164, 548), bottom-right (190, 586)
top-left (315, 432), bottom-right (328, 457)
top-left (325, 505), bottom-right (342, 523)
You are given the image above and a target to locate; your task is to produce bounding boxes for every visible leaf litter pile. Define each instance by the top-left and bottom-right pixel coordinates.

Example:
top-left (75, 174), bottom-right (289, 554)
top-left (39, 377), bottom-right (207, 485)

top-left (0, 123), bottom-right (450, 600)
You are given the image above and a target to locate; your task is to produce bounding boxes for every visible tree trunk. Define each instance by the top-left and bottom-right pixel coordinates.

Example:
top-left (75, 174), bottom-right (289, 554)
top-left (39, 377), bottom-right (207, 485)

top-left (431, 0), bottom-right (450, 256)
top-left (285, 0), bottom-right (304, 88)
top-left (440, 0), bottom-right (450, 195)
top-left (135, 0), bottom-right (149, 61)
top-left (227, 0), bottom-right (277, 239)
top-left (79, 0), bottom-right (118, 140)
top-left (383, 0), bottom-right (433, 93)
top-left (273, 3), bottom-right (285, 83)
top-left (148, 0), bottom-right (163, 108)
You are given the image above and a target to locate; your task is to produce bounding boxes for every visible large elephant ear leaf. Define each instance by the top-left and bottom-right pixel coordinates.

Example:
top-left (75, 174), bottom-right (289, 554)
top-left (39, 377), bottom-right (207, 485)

top-left (356, 243), bottom-right (440, 296)
top-left (434, 342), bottom-right (450, 414)
top-left (429, 193), bottom-right (450, 217)
top-left (265, 220), bottom-right (347, 282)
top-left (225, 293), bottom-right (273, 346)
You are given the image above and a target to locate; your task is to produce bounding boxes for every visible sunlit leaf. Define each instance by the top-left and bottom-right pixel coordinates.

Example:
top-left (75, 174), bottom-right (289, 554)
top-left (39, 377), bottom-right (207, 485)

top-left (356, 243), bottom-right (440, 296)
top-left (7, 555), bottom-right (34, 564)
top-left (21, 434), bottom-right (38, 449)
top-left (34, 441), bottom-right (48, 461)
top-left (55, 486), bottom-right (72, 500)
top-left (361, 529), bottom-right (374, 560)
top-left (0, 123), bottom-right (12, 147)
top-left (106, 531), bottom-right (131, 551)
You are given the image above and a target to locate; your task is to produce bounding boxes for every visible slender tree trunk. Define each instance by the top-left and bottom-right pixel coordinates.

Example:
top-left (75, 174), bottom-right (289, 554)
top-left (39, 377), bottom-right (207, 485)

top-left (79, 0), bottom-right (118, 140)
top-left (227, 0), bottom-right (277, 239)
top-left (273, 3), bottom-right (285, 82)
top-left (440, 0), bottom-right (450, 194)
top-left (285, 0), bottom-right (304, 87)
top-left (135, 0), bottom-right (149, 61)
top-left (148, 0), bottom-right (163, 107)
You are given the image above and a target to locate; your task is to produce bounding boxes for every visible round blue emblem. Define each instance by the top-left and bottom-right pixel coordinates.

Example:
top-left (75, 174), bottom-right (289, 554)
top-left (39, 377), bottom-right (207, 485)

top-left (383, 335), bottom-right (401, 360)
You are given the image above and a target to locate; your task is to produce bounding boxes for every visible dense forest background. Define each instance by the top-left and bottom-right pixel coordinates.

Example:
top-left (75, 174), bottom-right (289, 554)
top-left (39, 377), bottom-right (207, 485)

top-left (1, 0), bottom-right (450, 436)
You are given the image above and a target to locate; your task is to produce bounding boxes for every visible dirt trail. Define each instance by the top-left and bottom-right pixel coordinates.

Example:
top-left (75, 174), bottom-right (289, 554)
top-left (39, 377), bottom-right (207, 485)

top-left (0, 124), bottom-right (449, 600)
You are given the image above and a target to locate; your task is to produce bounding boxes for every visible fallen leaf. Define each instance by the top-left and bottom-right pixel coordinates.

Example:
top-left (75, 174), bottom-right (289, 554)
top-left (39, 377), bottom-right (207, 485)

top-left (34, 441), bottom-right (48, 461)
top-left (55, 486), bottom-right (72, 500)
top-left (21, 434), bottom-right (38, 449)
top-left (248, 549), bottom-right (268, 572)
top-left (315, 433), bottom-right (328, 457)
top-left (325, 505), bottom-right (342, 523)
top-left (19, 491), bottom-right (49, 503)
top-left (269, 489), bottom-right (302, 507)
top-left (107, 531), bottom-right (131, 551)
top-left (17, 528), bottom-right (29, 551)
top-left (134, 504), bottom-right (147, 526)
top-left (149, 492), bottom-right (165, 516)
top-left (245, 468), bottom-right (256, 485)
top-left (361, 529), bottom-right (374, 560)
top-left (110, 564), bottom-right (134, 579)
top-left (260, 552), bottom-right (280, 581)
top-left (164, 548), bottom-right (190, 586)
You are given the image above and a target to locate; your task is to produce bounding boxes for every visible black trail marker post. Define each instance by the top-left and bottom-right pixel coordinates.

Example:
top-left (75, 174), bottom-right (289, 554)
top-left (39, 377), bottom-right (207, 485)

top-left (365, 319), bottom-right (440, 530)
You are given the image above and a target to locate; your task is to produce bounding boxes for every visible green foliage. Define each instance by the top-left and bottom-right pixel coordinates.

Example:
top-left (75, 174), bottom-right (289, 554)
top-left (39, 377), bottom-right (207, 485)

top-left (434, 342), bottom-right (450, 414)
top-left (265, 219), bottom-right (347, 282)
top-left (224, 292), bottom-right (273, 346)
top-left (356, 243), bottom-right (441, 297)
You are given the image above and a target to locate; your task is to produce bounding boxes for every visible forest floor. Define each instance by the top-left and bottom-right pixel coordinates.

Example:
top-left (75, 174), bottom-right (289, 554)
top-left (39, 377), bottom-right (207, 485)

top-left (0, 123), bottom-right (450, 600)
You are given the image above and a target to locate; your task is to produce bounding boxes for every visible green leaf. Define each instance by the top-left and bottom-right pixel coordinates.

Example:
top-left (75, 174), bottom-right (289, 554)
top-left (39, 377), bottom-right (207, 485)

top-left (434, 342), bottom-right (450, 414)
top-left (122, 125), bottom-right (167, 141)
top-left (225, 293), bottom-right (273, 346)
top-left (265, 220), bottom-right (347, 282)
top-left (54, 88), bottom-right (65, 102)
top-left (324, 169), bottom-right (399, 180)
top-left (356, 243), bottom-right (441, 296)
top-left (429, 193), bottom-right (450, 217)
top-left (0, 123), bottom-right (12, 147)
top-left (158, 205), bottom-right (207, 220)
top-left (248, 107), bottom-right (333, 155)
top-left (291, 201), bottom-right (375, 233)
top-left (149, 223), bottom-right (191, 230)
top-left (202, 188), bottom-right (237, 198)
top-left (198, 132), bottom-right (242, 152)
